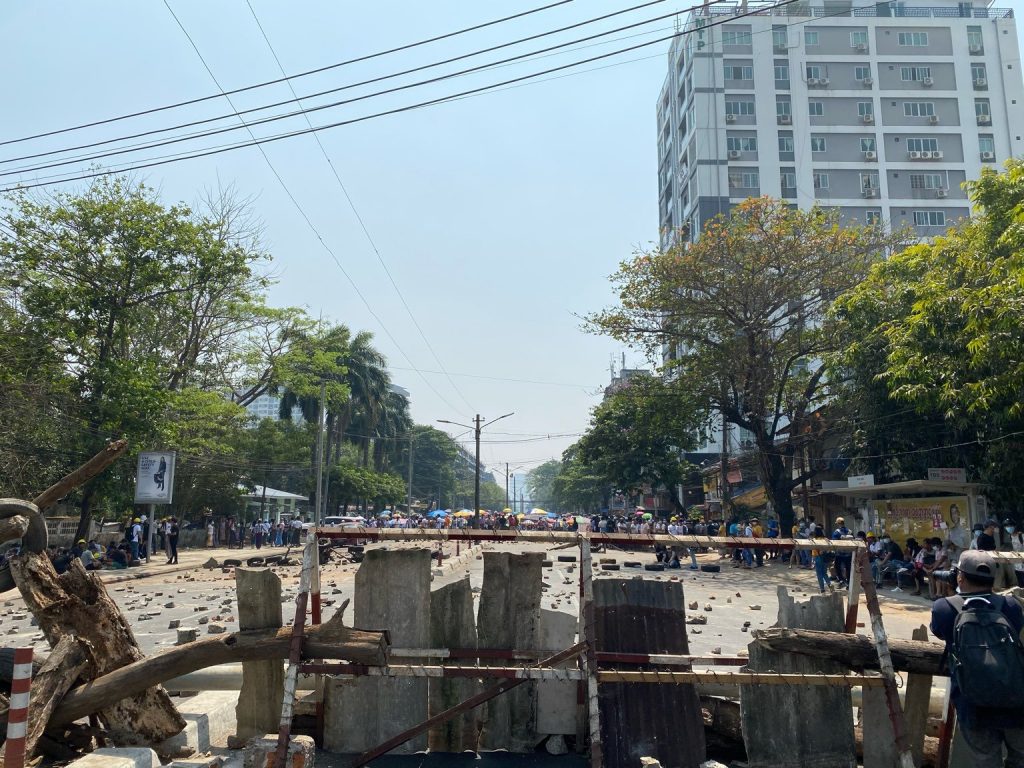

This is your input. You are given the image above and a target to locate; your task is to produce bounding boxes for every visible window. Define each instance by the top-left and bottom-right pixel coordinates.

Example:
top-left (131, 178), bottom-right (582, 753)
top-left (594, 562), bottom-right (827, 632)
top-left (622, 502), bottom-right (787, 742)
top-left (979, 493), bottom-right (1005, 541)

top-left (806, 65), bottom-right (823, 80)
top-left (972, 63), bottom-right (987, 82)
top-left (731, 171), bottom-right (760, 188)
top-left (861, 172), bottom-right (879, 190)
top-left (776, 98), bottom-right (792, 116)
top-left (979, 136), bottom-right (995, 154)
top-left (725, 100), bottom-right (755, 115)
top-left (813, 172), bottom-right (829, 189)
top-left (898, 31), bottom-right (929, 47)
top-left (913, 211), bottom-right (946, 226)
top-left (855, 65), bottom-right (871, 80)
top-left (727, 136), bottom-right (758, 152)
top-left (811, 137), bottom-right (827, 152)
top-left (858, 101), bottom-right (874, 116)
top-left (781, 172), bottom-right (797, 188)
top-left (967, 26), bottom-right (983, 51)
top-left (975, 99), bottom-right (991, 116)
top-left (860, 137), bottom-right (877, 152)
top-left (850, 31), bottom-right (868, 47)
top-left (804, 30), bottom-right (819, 46)
top-left (900, 66), bottom-right (932, 81)
top-left (906, 137), bottom-right (939, 152)
top-left (725, 64), bottom-right (754, 80)
top-left (910, 173), bottom-right (944, 189)
top-left (722, 29), bottom-right (752, 46)
top-left (774, 63), bottom-right (790, 83)
top-left (779, 135), bottom-right (795, 153)
top-left (808, 100), bottom-right (824, 116)
top-left (903, 102), bottom-right (935, 117)
top-left (773, 28), bottom-right (788, 49)
top-left (866, 210), bottom-right (881, 226)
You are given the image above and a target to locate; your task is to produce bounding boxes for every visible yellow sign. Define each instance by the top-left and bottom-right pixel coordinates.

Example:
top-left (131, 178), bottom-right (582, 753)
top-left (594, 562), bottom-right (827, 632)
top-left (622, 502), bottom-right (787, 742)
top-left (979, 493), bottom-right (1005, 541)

top-left (871, 496), bottom-right (970, 550)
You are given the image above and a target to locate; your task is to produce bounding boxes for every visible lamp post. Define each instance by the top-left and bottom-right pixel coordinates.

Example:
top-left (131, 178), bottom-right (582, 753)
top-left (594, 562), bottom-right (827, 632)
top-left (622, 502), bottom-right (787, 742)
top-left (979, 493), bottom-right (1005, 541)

top-left (437, 413), bottom-right (514, 528)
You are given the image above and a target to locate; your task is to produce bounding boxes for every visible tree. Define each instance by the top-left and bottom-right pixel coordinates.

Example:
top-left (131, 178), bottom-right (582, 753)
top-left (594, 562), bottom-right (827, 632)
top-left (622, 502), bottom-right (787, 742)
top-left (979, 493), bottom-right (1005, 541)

top-left (831, 162), bottom-right (1024, 514)
top-left (526, 461), bottom-right (562, 510)
top-left (551, 444), bottom-right (606, 513)
top-left (0, 177), bottom-right (272, 537)
top-left (589, 197), bottom-right (908, 533)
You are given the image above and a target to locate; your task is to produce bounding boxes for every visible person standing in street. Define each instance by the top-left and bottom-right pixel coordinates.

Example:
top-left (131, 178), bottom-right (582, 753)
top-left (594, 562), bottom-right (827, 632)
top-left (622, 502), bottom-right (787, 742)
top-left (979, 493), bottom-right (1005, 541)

top-left (129, 517), bottom-right (142, 563)
top-left (931, 550), bottom-right (1024, 766)
top-left (166, 517), bottom-right (179, 564)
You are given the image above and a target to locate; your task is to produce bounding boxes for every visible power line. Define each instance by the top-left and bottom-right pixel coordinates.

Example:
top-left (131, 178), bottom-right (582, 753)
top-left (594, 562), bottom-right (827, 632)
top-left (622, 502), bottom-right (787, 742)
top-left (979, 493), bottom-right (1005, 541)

top-left (0, 0), bottom-right (576, 148)
top-left (0, 0), bottom-right (710, 177)
top-left (243, 0), bottom-right (475, 415)
top-left (1, 0), bottom-right (791, 191)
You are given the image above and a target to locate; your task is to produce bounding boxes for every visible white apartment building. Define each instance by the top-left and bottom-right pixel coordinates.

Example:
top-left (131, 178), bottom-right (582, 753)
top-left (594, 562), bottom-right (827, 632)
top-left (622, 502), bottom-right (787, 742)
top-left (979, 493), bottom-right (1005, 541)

top-left (656, 0), bottom-right (1024, 249)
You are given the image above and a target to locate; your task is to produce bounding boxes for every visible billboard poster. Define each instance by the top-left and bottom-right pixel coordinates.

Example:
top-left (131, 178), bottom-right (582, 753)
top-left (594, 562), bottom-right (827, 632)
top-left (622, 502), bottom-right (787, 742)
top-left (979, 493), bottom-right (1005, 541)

top-left (871, 495), bottom-right (970, 550)
top-left (135, 451), bottom-right (176, 504)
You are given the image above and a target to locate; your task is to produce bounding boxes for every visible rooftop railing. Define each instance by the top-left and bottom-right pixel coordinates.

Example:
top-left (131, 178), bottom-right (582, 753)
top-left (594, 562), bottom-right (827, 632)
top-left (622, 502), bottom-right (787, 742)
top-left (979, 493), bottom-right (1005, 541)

top-left (691, 4), bottom-right (1012, 19)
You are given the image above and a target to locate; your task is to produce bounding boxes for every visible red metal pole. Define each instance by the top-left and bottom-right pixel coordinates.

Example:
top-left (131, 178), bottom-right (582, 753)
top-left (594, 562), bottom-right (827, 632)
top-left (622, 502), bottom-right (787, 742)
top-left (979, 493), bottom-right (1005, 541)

top-left (5, 647), bottom-right (33, 768)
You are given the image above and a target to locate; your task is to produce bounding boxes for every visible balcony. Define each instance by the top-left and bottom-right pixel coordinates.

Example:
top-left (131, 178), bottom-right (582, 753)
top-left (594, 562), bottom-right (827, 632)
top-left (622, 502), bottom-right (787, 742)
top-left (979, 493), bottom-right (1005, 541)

top-left (690, 3), bottom-right (1011, 19)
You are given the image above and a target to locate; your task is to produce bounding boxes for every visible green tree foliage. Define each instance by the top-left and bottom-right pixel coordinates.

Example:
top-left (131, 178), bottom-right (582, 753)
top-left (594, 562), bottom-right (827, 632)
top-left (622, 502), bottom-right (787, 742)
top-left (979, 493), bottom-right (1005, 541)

top-left (589, 197), bottom-right (908, 532)
top-left (831, 162), bottom-right (1024, 514)
top-left (550, 444), bottom-right (606, 513)
top-left (526, 460), bottom-right (562, 510)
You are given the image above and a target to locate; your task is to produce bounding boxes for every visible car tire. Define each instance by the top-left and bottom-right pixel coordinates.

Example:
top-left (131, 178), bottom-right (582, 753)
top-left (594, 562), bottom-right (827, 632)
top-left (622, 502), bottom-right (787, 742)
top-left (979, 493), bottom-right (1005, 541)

top-left (557, 555), bottom-right (577, 563)
top-left (700, 564), bottom-right (721, 573)
top-left (246, 557), bottom-right (265, 567)
top-left (223, 559), bottom-right (242, 567)
top-left (644, 563), bottom-right (665, 572)
top-left (0, 500), bottom-right (48, 594)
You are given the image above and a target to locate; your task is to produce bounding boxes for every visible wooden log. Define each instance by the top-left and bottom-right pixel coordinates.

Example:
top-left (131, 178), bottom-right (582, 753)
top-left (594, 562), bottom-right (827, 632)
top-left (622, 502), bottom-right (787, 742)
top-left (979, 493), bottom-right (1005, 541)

top-left (9, 552), bottom-right (185, 745)
top-left (51, 609), bottom-right (388, 727)
top-left (0, 516), bottom-right (28, 544)
top-left (31, 440), bottom-right (127, 513)
top-left (0, 635), bottom-right (92, 763)
top-left (752, 628), bottom-right (945, 676)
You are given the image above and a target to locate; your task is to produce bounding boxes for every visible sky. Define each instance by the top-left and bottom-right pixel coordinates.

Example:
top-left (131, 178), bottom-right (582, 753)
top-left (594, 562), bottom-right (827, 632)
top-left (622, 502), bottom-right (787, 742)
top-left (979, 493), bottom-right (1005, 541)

top-left (5, 1), bottom-right (1021, 477)
top-left (1, 0), bottom-right (673, 475)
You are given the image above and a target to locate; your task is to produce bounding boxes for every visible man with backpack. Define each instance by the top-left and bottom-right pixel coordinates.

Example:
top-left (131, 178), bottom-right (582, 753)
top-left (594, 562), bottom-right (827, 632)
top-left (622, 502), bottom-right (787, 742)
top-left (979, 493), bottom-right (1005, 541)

top-left (930, 550), bottom-right (1024, 766)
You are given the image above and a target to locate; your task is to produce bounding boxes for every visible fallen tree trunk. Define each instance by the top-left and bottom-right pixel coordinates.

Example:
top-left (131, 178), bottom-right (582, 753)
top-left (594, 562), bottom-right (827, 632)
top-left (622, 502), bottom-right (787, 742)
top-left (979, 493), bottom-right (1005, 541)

top-left (0, 635), bottom-right (92, 763)
top-left (52, 608), bottom-right (388, 727)
top-left (752, 628), bottom-right (945, 676)
top-left (9, 552), bottom-right (186, 744)
top-left (31, 440), bottom-right (127, 513)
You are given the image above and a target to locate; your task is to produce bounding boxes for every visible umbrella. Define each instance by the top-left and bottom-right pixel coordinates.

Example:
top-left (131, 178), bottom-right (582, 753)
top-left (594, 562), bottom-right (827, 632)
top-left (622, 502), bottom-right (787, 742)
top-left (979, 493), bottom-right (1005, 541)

top-left (453, 510), bottom-right (474, 518)
top-left (530, 508), bottom-right (547, 516)
top-left (642, 513), bottom-right (653, 520)
top-left (546, 511), bottom-right (558, 519)
top-left (428, 510), bottom-right (448, 518)
top-left (502, 508), bottom-right (512, 514)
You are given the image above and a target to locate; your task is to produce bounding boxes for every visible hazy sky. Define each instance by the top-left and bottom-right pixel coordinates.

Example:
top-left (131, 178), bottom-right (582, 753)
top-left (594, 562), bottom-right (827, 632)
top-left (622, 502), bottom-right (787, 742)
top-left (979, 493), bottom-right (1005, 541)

top-left (2, 1), bottom-right (673, 473)
top-left (7, 1), bottom-right (1020, 475)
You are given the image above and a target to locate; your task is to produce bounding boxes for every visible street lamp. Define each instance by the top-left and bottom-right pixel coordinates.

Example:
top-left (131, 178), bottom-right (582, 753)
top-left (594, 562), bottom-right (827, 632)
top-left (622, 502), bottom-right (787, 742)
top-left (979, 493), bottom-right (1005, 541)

top-left (437, 412), bottom-right (514, 528)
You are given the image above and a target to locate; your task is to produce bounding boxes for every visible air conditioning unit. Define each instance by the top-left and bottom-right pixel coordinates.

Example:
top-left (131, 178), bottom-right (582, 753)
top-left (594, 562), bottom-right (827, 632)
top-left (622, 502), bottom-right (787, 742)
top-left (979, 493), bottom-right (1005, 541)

top-left (862, 188), bottom-right (878, 198)
top-left (932, 150), bottom-right (944, 159)
top-left (922, 77), bottom-right (934, 87)
top-left (819, 77), bottom-right (830, 86)
top-left (778, 114), bottom-right (792, 124)
top-left (857, 42), bottom-right (868, 51)
top-left (728, 149), bottom-right (741, 159)
top-left (862, 113), bottom-right (875, 123)
top-left (936, 188), bottom-right (948, 198)
top-left (975, 78), bottom-right (988, 88)
top-left (981, 150), bottom-right (995, 161)
top-left (970, 44), bottom-right (983, 54)
top-left (807, 77), bottom-right (819, 86)
top-left (862, 77), bottom-right (874, 86)
top-left (928, 115), bottom-right (940, 124)
top-left (864, 150), bottom-right (877, 160)
top-left (909, 150), bottom-right (922, 159)
top-left (920, 150), bottom-right (933, 159)
top-left (726, 113), bottom-right (737, 122)
top-left (978, 114), bottom-right (992, 125)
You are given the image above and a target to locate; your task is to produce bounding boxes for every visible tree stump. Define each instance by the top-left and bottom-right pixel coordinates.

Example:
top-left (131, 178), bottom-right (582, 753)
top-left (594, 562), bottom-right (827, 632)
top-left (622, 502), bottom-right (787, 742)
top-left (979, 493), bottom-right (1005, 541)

top-left (9, 552), bottom-right (185, 744)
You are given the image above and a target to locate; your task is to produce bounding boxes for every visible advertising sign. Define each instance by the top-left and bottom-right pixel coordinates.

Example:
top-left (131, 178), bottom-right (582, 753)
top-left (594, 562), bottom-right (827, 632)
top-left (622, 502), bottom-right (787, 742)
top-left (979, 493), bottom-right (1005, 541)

top-left (134, 451), bottom-right (176, 504)
top-left (848, 474), bottom-right (875, 488)
top-left (927, 467), bottom-right (967, 483)
top-left (871, 495), bottom-right (970, 550)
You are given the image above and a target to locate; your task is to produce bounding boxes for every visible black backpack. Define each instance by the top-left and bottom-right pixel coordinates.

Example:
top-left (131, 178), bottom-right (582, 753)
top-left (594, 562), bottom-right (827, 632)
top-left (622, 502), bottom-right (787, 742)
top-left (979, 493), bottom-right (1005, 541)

top-left (947, 595), bottom-right (1024, 709)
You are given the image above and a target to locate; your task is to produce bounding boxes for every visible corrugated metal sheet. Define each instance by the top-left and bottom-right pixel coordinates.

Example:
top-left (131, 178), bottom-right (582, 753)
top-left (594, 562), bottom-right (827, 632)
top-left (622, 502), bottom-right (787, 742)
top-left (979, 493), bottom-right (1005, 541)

top-left (593, 579), bottom-right (706, 768)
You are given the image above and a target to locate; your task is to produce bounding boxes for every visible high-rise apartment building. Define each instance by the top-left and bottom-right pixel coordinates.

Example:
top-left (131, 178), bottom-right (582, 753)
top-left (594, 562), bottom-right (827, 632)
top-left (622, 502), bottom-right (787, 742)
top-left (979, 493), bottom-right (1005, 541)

top-left (656, 0), bottom-right (1024, 249)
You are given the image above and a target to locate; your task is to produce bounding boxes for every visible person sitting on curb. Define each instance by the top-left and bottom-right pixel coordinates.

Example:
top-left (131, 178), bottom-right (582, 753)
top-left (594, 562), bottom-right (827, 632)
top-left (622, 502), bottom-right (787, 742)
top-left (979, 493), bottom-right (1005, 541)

top-left (930, 550), bottom-right (1024, 767)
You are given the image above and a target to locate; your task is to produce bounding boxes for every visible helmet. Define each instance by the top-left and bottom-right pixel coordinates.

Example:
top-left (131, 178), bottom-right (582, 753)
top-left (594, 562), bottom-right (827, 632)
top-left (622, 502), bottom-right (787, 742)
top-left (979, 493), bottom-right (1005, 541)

top-left (133, 517), bottom-right (141, 523)
top-left (835, 516), bottom-right (845, 524)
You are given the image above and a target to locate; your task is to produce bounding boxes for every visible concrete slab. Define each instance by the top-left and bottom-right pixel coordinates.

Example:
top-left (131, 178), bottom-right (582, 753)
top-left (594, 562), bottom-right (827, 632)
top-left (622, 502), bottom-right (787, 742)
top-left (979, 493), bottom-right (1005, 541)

top-left (324, 547), bottom-right (432, 754)
top-left (68, 747), bottom-right (160, 768)
top-left (428, 576), bottom-right (479, 752)
top-left (536, 608), bottom-right (577, 736)
top-left (158, 691), bottom-right (239, 758)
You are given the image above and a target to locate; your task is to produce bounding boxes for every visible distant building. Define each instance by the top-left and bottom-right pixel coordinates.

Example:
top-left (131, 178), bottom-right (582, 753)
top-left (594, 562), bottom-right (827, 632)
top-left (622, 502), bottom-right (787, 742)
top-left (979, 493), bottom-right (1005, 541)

top-left (243, 393), bottom-right (302, 424)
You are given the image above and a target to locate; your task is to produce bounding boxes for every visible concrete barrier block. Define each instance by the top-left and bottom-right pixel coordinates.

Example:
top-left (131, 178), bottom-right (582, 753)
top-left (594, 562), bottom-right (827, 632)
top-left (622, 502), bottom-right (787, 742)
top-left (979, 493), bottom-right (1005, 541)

top-left (68, 748), bottom-right (160, 768)
top-left (157, 691), bottom-right (239, 758)
top-left (537, 608), bottom-right (578, 735)
top-left (243, 734), bottom-right (315, 768)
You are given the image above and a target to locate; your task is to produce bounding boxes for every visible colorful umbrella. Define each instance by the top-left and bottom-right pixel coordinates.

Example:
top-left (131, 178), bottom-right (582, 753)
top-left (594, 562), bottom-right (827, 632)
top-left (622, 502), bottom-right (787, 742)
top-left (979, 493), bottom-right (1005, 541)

top-left (453, 510), bottom-right (474, 518)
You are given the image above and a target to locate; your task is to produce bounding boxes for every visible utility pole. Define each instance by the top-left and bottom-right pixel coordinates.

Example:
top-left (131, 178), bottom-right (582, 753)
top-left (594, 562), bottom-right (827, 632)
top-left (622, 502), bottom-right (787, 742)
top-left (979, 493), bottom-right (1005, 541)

top-left (437, 412), bottom-right (514, 529)
top-left (505, 462), bottom-right (510, 511)
top-left (407, 432), bottom-right (415, 516)
top-left (314, 381), bottom-right (326, 527)
top-left (720, 410), bottom-right (731, 519)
